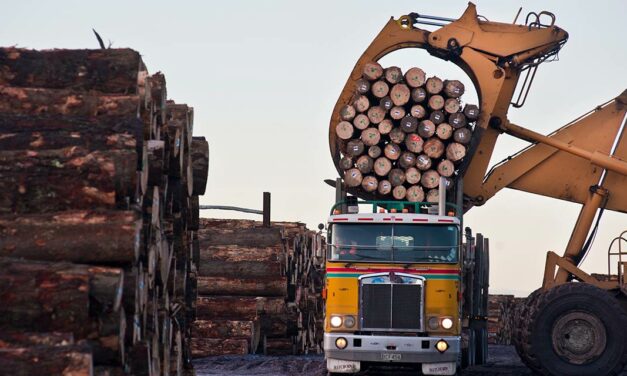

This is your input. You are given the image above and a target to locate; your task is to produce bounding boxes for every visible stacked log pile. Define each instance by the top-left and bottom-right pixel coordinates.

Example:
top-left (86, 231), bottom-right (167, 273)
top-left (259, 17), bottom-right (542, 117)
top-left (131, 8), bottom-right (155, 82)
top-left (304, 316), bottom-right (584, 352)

top-left (191, 219), bottom-right (324, 358)
top-left (487, 294), bottom-right (524, 345)
top-left (0, 47), bottom-right (209, 375)
top-left (334, 62), bottom-right (479, 201)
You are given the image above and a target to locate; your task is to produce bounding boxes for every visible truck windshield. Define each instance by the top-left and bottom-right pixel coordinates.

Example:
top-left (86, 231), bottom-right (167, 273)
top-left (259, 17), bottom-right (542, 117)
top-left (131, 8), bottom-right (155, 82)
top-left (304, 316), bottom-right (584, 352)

top-left (329, 224), bottom-right (459, 263)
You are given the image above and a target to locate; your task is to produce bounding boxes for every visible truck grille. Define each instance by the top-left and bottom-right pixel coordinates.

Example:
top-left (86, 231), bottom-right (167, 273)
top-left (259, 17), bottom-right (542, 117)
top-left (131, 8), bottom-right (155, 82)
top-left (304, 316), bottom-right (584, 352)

top-left (360, 273), bottom-right (423, 331)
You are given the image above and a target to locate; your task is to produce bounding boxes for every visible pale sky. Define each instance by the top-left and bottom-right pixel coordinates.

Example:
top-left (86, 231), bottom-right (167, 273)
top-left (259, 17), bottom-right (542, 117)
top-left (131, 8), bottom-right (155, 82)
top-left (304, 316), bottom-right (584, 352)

top-left (2, 0), bottom-right (626, 296)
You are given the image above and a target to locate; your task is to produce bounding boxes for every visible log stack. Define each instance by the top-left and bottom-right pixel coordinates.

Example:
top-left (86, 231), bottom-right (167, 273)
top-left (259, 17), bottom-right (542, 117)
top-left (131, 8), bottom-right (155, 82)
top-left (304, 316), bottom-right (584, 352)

top-left (486, 294), bottom-right (524, 345)
top-left (191, 218), bottom-right (325, 358)
top-left (334, 62), bottom-right (479, 202)
top-left (0, 47), bottom-right (209, 375)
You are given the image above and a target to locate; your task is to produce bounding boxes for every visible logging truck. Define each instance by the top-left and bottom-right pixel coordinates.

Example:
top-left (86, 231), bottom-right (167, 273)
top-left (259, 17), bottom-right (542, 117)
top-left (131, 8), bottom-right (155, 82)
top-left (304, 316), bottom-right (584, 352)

top-left (325, 3), bottom-right (627, 375)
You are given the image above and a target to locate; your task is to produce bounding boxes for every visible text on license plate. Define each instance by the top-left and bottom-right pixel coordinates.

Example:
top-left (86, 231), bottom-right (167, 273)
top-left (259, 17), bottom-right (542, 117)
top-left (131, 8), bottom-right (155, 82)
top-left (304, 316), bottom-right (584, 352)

top-left (381, 353), bottom-right (402, 361)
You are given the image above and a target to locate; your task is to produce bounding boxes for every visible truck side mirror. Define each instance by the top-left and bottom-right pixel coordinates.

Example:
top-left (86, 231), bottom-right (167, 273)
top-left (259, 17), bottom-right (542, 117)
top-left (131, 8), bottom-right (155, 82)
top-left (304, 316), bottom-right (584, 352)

top-left (318, 223), bottom-right (325, 231)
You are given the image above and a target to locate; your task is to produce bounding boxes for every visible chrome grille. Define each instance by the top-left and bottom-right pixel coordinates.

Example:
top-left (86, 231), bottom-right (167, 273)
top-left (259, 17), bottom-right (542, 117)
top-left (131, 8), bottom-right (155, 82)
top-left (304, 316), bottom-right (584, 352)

top-left (360, 273), bottom-right (424, 331)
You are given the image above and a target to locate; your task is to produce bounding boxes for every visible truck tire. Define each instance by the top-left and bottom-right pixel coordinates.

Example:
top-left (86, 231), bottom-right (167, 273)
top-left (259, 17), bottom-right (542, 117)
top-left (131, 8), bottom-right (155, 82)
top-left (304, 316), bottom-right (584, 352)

top-left (523, 283), bottom-right (627, 376)
top-left (513, 288), bottom-right (544, 372)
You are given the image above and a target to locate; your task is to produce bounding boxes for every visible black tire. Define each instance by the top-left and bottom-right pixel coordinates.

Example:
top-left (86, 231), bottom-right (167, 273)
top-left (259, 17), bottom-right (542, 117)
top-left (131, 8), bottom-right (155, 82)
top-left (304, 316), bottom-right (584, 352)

top-left (524, 283), bottom-right (627, 376)
top-left (513, 288), bottom-right (544, 372)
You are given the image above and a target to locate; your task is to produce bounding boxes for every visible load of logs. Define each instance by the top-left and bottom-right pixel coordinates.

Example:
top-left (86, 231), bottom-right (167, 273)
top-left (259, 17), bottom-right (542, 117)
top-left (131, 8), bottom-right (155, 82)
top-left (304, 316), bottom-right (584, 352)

top-left (191, 218), bottom-right (325, 358)
top-left (335, 61), bottom-right (479, 201)
top-left (487, 294), bottom-right (524, 345)
top-left (0, 47), bottom-right (209, 375)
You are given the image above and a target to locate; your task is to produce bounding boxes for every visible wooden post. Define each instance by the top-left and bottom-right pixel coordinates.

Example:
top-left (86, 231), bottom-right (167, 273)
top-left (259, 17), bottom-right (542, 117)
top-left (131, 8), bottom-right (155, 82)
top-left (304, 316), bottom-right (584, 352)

top-left (263, 192), bottom-right (271, 227)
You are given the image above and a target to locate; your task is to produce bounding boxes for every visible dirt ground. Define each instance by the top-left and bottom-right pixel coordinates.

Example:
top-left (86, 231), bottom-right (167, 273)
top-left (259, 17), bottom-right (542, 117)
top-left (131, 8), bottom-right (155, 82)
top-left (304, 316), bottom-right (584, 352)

top-left (193, 345), bottom-right (533, 375)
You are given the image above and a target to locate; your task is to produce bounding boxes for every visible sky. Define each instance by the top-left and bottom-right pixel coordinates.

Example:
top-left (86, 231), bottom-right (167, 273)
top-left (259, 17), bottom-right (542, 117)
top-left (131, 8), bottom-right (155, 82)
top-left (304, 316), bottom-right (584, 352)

top-left (2, 0), bottom-right (626, 296)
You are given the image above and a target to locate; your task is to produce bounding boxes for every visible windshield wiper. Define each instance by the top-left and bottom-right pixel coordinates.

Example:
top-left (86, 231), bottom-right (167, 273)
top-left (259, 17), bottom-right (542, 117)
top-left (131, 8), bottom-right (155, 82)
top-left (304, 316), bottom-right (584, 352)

top-left (352, 254), bottom-right (388, 261)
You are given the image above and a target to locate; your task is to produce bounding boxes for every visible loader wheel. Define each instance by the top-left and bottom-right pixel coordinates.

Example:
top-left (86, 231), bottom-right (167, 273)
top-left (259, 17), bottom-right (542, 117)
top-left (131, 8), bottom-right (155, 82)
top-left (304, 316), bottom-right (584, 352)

top-left (513, 288), bottom-right (544, 372)
top-left (523, 283), bottom-right (627, 376)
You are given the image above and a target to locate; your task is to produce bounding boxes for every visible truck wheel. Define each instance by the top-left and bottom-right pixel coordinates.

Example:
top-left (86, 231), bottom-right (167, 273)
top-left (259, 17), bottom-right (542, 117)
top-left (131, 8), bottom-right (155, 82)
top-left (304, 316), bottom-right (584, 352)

top-left (513, 288), bottom-right (544, 372)
top-left (523, 283), bottom-right (627, 376)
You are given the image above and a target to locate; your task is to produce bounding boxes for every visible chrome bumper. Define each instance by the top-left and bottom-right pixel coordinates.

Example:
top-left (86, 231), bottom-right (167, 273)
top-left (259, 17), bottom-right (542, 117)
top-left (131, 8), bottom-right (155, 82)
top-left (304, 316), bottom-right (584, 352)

top-left (323, 333), bottom-right (460, 364)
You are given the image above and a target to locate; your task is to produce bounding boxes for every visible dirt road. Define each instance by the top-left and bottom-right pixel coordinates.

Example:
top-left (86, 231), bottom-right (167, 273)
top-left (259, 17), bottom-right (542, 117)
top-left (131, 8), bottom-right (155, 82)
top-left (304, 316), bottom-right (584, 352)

top-left (193, 345), bottom-right (533, 375)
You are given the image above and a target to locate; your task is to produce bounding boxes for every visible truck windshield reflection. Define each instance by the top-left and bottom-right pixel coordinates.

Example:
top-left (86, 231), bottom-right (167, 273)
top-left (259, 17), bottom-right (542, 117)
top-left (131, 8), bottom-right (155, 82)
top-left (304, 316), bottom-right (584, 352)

top-left (329, 224), bottom-right (458, 263)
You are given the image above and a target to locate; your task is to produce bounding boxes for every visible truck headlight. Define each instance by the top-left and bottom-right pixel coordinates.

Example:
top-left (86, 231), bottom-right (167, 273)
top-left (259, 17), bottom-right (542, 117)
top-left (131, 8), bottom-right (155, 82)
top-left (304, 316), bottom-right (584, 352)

top-left (428, 317), bottom-right (439, 330)
top-left (335, 337), bottom-right (348, 349)
top-left (441, 317), bottom-right (453, 329)
top-left (435, 340), bottom-right (449, 353)
top-left (330, 316), bottom-right (343, 328)
top-left (343, 316), bottom-right (355, 328)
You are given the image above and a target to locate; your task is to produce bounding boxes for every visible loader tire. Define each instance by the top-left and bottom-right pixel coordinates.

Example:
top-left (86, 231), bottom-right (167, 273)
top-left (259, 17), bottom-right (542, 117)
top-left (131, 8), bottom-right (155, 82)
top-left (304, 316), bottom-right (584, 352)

top-left (513, 288), bottom-right (544, 372)
top-left (524, 283), bottom-right (627, 376)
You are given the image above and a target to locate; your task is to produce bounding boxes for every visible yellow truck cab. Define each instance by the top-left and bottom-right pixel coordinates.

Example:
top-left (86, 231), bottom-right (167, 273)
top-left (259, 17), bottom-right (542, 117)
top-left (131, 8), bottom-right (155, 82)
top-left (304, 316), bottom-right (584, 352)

top-left (322, 192), bottom-right (489, 375)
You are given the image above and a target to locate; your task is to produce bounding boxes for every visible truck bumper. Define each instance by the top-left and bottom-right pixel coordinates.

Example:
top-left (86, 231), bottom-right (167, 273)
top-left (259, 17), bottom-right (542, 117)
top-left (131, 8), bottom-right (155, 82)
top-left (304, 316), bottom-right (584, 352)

top-left (324, 333), bottom-right (459, 374)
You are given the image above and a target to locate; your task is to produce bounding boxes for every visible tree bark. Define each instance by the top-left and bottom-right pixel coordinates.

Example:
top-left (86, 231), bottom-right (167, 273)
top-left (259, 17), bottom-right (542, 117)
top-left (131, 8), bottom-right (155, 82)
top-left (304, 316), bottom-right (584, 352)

top-left (197, 227), bottom-right (282, 247)
top-left (191, 338), bottom-right (249, 357)
top-left (198, 245), bottom-right (282, 278)
top-left (0, 114), bottom-right (141, 152)
top-left (191, 137), bottom-right (209, 196)
top-left (429, 110), bottom-right (446, 125)
top-left (197, 276), bottom-right (287, 296)
top-left (0, 47), bottom-right (141, 93)
top-left (0, 344), bottom-right (93, 376)
top-left (0, 86), bottom-right (139, 117)
top-left (0, 147), bottom-right (138, 214)
top-left (378, 96), bottom-right (393, 110)
top-left (0, 332), bottom-right (74, 348)
top-left (0, 211), bottom-right (140, 264)
top-left (463, 104), bottom-right (480, 120)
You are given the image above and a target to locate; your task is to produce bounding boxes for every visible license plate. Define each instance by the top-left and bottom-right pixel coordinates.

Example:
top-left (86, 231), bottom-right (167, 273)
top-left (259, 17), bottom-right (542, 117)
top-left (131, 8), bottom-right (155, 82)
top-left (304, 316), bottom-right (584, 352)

top-left (422, 362), bottom-right (456, 375)
top-left (381, 353), bottom-right (402, 361)
top-left (327, 358), bottom-right (360, 373)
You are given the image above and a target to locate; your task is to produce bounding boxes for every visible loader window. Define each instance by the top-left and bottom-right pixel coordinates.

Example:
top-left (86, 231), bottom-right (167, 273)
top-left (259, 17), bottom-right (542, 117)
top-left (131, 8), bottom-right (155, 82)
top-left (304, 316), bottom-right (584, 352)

top-left (329, 224), bottom-right (458, 263)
